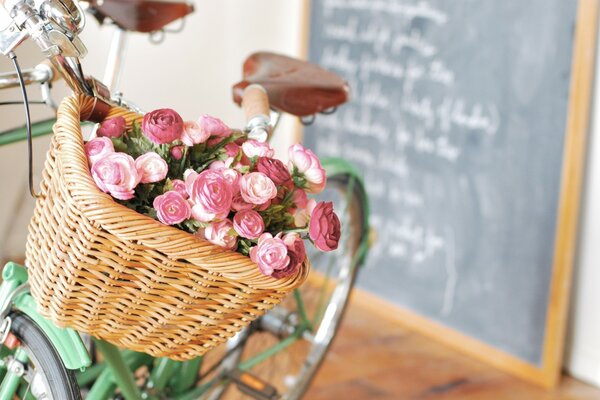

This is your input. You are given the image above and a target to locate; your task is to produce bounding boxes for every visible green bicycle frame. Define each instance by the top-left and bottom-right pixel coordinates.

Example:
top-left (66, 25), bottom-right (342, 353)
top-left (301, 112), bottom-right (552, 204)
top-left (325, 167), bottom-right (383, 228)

top-left (0, 119), bottom-right (55, 147)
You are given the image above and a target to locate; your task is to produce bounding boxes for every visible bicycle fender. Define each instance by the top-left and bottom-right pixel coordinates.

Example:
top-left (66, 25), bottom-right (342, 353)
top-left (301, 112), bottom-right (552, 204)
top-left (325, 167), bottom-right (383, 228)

top-left (321, 157), bottom-right (371, 266)
top-left (13, 292), bottom-right (92, 370)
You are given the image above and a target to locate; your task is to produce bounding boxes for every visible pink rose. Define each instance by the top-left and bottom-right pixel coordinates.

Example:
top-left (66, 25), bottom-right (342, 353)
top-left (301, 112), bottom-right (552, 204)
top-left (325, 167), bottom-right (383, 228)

top-left (171, 179), bottom-right (188, 198)
top-left (187, 169), bottom-right (233, 222)
top-left (292, 189), bottom-right (309, 209)
top-left (153, 191), bottom-right (191, 225)
top-left (181, 120), bottom-right (210, 146)
top-left (97, 116), bottom-right (126, 138)
top-left (135, 152), bottom-right (168, 184)
top-left (231, 192), bottom-right (254, 212)
top-left (309, 201), bottom-right (341, 251)
top-left (184, 169), bottom-right (198, 194)
top-left (256, 157), bottom-right (292, 186)
top-left (171, 145), bottom-right (184, 160)
top-left (198, 115), bottom-right (231, 138)
top-left (204, 219), bottom-right (237, 250)
top-left (288, 144), bottom-right (326, 194)
top-left (91, 152), bottom-right (139, 200)
top-left (242, 140), bottom-right (275, 158)
top-left (142, 108), bottom-right (184, 144)
top-left (233, 210), bottom-right (265, 239)
top-left (239, 172), bottom-right (277, 205)
top-left (294, 198), bottom-right (317, 228)
top-left (225, 143), bottom-right (241, 158)
top-left (250, 233), bottom-right (290, 276)
top-left (273, 233), bottom-right (306, 278)
top-left (85, 137), bottom-right (114, 166)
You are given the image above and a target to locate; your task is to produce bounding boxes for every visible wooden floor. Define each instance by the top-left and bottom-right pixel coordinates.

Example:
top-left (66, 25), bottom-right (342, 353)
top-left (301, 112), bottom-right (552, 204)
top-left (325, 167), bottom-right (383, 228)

top-left (305, 293), bottom-right (600, 400)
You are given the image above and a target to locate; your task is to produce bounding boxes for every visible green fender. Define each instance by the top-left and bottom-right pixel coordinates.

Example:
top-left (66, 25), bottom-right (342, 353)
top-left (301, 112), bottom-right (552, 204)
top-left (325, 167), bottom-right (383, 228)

top-left (3, 263), bottom-right (91, 370)
top-left (321, 157), bottom-right (371, 266)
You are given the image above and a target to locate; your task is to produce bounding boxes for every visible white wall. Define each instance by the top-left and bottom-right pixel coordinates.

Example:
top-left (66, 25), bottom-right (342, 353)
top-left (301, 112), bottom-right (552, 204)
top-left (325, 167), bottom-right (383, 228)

top-left (564, 19), bottom-right (600, 387)
top-left (0, 0), bottom-right (304, 260)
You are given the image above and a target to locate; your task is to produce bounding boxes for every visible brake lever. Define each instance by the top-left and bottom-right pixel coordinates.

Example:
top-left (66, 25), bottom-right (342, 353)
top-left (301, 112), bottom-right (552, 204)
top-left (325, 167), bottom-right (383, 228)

top-left (0, 20), bottom-right (27, 55)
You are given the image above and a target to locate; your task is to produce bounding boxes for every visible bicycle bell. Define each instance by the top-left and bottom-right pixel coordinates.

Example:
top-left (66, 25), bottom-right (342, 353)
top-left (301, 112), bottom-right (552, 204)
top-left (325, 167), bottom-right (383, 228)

top-left (39, 0), bottom-right (84, 36)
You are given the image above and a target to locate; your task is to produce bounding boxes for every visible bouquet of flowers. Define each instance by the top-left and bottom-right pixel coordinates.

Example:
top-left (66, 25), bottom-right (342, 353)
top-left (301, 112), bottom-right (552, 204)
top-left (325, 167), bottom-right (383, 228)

top-left (84, 108), bottom-right (341, 279)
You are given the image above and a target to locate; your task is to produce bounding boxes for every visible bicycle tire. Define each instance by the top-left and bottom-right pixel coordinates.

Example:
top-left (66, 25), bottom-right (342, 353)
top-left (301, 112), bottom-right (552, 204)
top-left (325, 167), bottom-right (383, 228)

top-left (6, 313), bottom-right (81, 400)
top-left (206, 170), bottom-right (369, 400)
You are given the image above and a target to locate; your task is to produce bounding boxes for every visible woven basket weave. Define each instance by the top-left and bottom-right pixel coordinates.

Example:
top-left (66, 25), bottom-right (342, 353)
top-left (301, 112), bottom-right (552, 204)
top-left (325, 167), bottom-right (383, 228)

top-left (25, 95), bottom-right (309, 360)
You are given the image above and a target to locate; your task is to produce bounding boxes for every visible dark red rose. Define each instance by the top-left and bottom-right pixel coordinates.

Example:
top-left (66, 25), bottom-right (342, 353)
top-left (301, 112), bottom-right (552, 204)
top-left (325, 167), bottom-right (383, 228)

top-left (256, 157), bottom-right (292, 186)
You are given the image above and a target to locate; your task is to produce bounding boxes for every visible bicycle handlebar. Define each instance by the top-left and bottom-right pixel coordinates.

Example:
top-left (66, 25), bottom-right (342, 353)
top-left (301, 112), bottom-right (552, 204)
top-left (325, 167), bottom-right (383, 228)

top-left (0, 60), bottom-right (58, 90)
top-left (242, 84), bottom-right (271, 142)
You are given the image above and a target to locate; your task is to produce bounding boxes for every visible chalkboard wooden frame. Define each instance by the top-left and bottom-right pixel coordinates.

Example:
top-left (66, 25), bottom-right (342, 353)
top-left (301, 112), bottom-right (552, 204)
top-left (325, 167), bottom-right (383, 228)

top-left (300, 0), bottom-right (598, 388)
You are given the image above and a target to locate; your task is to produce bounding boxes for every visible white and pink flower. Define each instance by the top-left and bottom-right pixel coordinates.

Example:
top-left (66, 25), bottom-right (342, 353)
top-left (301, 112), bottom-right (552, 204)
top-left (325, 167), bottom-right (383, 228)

top-left (135, 152), bottom-right (168, 184)
top-left (233, 209), bottom-right (265, 240)
top-left (239, 172), bottom-right (277, 205)
top-left (250, 233), bottom-right (290, 276)
top-left (91, 152), bottom-right (139, 200)
top-left (204, 219), bottom-right (237, 250)
top-left (171, 179), bottom-right (188, 198)
top-left (187, 169), bottom-right (233, 222)
top-left (198, 115), bottom-right (231, 138)
top-left (242, 140), bottom-right (274, 159)
top-left (181, 120), bottom-right (211, 146)
top-left (153, 191), bottom-right (191, 225)
top-left (288, 144), bottom-right (326, 194)
top-left (85, 137), bottom-right (114, 166)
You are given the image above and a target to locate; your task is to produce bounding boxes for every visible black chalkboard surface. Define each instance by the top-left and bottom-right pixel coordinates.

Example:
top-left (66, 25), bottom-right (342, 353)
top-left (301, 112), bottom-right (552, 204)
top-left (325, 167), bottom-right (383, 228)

top-left (303, 0), bottom-right (597, 387)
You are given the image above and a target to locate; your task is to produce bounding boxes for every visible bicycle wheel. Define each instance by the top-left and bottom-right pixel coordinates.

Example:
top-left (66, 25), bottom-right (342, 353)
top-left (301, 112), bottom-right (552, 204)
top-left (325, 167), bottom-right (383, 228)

top-left (205, 170), bottom-right (369, 400)
top-left (0, 313), bottom-right (81, 399)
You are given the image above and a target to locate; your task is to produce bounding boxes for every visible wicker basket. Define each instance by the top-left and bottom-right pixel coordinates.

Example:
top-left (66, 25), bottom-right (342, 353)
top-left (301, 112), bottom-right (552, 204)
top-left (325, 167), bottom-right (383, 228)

top-left (25, 95), bottom-right (309, 360)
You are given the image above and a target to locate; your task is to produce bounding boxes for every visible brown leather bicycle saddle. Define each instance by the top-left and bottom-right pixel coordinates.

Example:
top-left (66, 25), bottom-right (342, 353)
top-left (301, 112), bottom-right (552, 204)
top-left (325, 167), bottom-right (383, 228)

top-left (233, 52), bottom-right (350, 117)
top-left (88, 0), bottom-right (194, 33)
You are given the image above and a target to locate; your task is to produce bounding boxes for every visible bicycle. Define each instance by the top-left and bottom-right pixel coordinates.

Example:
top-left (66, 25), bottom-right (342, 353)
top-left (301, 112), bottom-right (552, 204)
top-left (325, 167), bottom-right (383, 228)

top-left (0, 0), bottom-right (370, 399)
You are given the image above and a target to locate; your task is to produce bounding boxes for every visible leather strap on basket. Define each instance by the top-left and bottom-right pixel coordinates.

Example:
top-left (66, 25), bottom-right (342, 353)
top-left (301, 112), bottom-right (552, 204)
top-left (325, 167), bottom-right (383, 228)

top-left (79, 79), bottom-right (112, 123)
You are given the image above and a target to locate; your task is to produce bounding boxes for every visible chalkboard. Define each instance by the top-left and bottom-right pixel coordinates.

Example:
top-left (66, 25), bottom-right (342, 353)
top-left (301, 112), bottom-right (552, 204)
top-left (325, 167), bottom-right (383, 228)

top-left (303, 0), bottom-right (597, 387)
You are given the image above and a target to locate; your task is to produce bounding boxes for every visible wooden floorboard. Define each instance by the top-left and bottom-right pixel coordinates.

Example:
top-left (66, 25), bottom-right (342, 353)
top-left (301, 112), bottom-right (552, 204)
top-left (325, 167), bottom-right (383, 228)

top-left (305, 293), bottom-right (600, 399)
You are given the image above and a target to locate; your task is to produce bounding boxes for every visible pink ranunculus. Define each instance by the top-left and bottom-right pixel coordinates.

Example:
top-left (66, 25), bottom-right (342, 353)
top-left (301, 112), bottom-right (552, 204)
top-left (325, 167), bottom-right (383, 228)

top-left (225, 143), bottom-right (241, 158)
top-left (309, 201), bottom-right (341, 251)
top-left (272, 233), bottom-right (306, 278)
top-left (292, 189), bottom-right (309, 209)
top-left (204, 219), bottom-right (237, 250)
top-left (181, 120), bottom-right (210, 146)
top-left (184, 169), bottom-right (198, 194)
top-left (97, 116), bottom-right (126, 138)
top-left (250, 233), bottom-right (290, 276)
top-left (231, 192), bottom-right (254, 212)
top-left (239, 172), bottom-right (277, 205)
top-left (171, 179), bottom-right (188, 198)
top-left (171, 145), bottom-right (184, 160)
top-left (256, 157), bottom-right (292, 186)
top-left (85, 137), bottom-right (114, 166)
top-left (294, 198), bottom-right (317, 228)
top-left (153, 190), bottom-right (191, 225)
top-left (198, 115), bottom-right (231, 138)
top-left (91, 152), bottom-right (139, 200)
top-left (288, 144), bottom-right (327, 194)
top-left (188, 169), bottom-right (233, 222)
top-left (242, 140), bottom-right (275, 159)
top-left (135, 152), bottom-right (168, 184)
top-left (233, 209), bottom-right (265, 240)
top-left (142, 108), bottom-right (184, 144)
